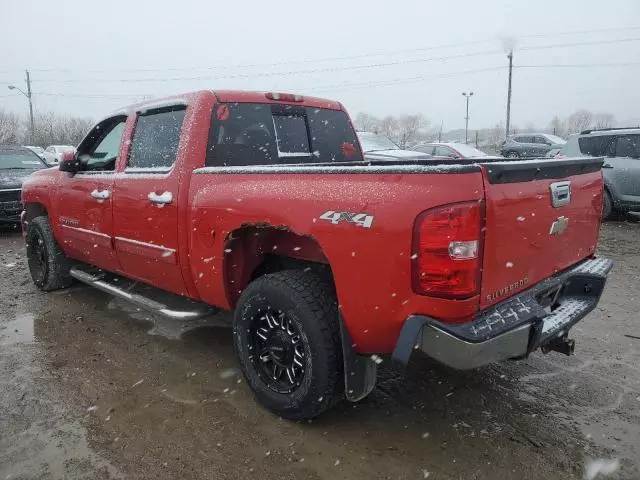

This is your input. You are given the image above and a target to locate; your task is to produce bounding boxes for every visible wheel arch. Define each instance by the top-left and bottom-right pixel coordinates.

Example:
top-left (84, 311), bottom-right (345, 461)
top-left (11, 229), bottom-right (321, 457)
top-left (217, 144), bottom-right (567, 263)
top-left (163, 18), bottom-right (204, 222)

top-left (223, 224), bottom-right (331, 308)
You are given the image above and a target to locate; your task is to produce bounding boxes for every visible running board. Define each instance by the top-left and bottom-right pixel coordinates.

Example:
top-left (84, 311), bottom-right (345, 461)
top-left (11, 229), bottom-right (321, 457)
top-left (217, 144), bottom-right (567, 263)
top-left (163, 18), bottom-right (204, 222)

top-left (69, 266), bottom-right (218, 320)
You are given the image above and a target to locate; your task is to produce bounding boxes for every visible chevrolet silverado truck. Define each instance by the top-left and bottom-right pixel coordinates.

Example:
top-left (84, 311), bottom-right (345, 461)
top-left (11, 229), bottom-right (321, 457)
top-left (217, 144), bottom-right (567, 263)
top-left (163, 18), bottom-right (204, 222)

top-left (20, 90), bottom-right (613, 420)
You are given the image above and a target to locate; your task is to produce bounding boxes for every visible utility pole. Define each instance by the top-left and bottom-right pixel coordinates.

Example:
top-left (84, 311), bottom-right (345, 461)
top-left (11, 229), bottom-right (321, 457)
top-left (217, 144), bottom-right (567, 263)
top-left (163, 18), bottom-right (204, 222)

top-left (506, 50), bottom-right (513, 138)
top-left (438, 121), bottom-right (443, 142)
top-left (7, 70), bottom-right (35, 142)
top-left (462, 91), bottom-right (473, 144)
top-left (26, 70), bottom-right (34, 141)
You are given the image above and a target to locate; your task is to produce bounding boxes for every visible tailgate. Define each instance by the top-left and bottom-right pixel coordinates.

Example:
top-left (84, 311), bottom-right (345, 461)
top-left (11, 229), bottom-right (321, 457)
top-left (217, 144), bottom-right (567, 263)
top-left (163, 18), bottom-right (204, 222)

top-left (479, 157), bottom-right (604, 309)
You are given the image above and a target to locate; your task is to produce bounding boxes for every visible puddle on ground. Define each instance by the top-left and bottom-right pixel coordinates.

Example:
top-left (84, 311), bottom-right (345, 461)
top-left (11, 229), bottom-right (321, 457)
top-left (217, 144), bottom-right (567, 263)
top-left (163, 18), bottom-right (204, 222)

top-left (106, 298), bottom-right (231, 340)
top-left (0, 312), bottom-right (35, 345)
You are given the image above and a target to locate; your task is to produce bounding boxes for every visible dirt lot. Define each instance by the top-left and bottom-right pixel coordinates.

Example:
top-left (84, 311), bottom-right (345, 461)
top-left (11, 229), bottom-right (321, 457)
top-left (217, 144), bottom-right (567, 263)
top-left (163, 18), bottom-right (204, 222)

top-left (1, 218), bottom-right (639, 480)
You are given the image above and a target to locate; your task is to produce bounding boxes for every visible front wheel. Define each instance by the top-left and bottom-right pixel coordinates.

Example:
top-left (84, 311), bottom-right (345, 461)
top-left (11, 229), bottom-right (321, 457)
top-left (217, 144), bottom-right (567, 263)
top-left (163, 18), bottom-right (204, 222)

top-left (602, 190), bottom-right (613, 220)
top-left (26, 216), bottom-right (73, 291)
top-left (506, 151), bottom-right (519, 159)
top-left (233, 270), bottom-right (344, 420)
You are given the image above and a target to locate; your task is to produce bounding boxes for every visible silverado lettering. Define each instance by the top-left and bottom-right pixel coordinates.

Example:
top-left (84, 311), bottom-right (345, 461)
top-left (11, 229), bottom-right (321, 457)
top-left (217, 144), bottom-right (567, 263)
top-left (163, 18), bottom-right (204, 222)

top-left (486, 278), bottom-right (529, 303)
top-left (20, 90), bottom-right (612, 420)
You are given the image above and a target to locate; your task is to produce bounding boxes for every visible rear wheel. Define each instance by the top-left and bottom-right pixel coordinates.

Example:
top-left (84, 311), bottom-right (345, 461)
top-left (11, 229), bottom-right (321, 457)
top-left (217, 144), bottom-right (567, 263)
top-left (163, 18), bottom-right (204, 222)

top-left (233, 270), bottom-right (343, 420)
top-left (26, 216), bottom-right (73, 291)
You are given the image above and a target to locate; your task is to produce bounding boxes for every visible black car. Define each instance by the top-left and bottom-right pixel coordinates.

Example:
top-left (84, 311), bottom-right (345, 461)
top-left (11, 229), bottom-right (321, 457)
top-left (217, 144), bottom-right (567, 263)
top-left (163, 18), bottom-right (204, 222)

top-left (1, 146), bottom-right (49, 223)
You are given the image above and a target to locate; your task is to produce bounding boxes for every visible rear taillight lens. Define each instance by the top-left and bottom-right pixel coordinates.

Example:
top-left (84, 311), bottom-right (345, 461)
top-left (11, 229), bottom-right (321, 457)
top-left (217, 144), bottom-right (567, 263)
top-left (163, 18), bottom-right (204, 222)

top-left (412, 202), bottom-right (483, 298)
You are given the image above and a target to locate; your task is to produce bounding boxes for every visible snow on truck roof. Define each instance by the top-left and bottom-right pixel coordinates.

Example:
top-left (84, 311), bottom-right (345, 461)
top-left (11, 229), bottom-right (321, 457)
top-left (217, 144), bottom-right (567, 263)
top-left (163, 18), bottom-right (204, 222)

top-left (112, 90), bottom-right (343, 115)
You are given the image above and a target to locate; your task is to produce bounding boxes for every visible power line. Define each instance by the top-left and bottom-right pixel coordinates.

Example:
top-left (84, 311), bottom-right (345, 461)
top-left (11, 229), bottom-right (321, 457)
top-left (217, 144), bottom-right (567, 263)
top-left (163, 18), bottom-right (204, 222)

top-left (6, 36), bottom-right (637, 87)
top-left (516, 61), bottom-right (640, 68)
top-left (15, 25), bottom-right (640, 75)
top-left (28, 40), bottom-right (499, 74)
top-left (520, 36), bottom-right (640, 52)
top-left (309, 67), bottom-right (504, 93)
top-left (23, 49), bottom-right (505, 84)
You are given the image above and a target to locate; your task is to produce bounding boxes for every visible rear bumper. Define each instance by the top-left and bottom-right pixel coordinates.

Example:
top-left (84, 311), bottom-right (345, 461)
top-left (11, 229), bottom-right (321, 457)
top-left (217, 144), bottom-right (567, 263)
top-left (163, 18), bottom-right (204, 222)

top-left (392, 256), bottom-right (613, 369)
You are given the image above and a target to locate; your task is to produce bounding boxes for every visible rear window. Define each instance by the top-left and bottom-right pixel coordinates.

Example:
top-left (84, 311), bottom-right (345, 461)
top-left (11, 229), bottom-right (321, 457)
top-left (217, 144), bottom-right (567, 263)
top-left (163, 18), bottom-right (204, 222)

top-left (578, 135), bottom-right (615, 157)
top-left (205, 103), bottom-right (362, 167)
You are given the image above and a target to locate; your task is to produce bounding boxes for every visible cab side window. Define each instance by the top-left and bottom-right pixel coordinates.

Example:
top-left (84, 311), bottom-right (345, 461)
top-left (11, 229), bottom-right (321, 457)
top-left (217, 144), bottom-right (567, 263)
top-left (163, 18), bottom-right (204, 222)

top-left (127, 107), bottom-right (186, 170)
top-left (77, 117), bottom-right (127, 172)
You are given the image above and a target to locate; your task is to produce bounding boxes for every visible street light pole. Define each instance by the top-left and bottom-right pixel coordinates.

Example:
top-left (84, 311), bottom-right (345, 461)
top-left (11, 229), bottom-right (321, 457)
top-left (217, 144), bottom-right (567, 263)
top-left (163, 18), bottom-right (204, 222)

top-left (8, 69), bottom-right (34, 142)
top-left (462, 91), bottom-right (473, 144)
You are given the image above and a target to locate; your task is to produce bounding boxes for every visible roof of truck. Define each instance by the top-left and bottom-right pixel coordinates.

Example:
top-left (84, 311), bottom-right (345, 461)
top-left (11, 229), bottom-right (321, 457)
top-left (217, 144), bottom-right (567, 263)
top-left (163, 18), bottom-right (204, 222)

top-left (213, 90), bottom-right (343, 110)
top-left (121, 90), bottom-right (343, 114)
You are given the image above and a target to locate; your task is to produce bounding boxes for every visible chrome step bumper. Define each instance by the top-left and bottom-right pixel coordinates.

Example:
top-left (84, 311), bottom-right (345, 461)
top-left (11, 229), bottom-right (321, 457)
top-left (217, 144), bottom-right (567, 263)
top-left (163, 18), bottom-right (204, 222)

top-left (392, 256), bottom-right (614, 369)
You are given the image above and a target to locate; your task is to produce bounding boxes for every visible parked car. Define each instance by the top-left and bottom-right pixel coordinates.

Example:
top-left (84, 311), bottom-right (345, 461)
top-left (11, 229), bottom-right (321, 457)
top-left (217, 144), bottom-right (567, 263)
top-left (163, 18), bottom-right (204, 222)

top-left (44, 145), bottom-right (76, 165)
top-left (0, 146), bottom-right (48, 223)
top-left (559, 128), bottom-right (640, 218)
top-left (413, 142), bottom-right (490, 159)
top-left (545, 146), bottom-right (564, 158)
top-left (500, 133), bottom-right (566, 158)
top-left (21, 90), bottom-right (612, 420)
top-left (24, 146), bottom-right (47, 161)
top-left (356, 132), bottom-right (432, 161)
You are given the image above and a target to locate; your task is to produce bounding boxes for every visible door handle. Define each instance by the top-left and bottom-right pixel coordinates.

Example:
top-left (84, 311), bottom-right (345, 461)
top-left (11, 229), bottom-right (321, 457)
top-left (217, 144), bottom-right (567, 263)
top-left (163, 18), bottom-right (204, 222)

top-left (148, 191), bottom-right (173, 205)
top-left (90, 189), bottom-right (110, 200)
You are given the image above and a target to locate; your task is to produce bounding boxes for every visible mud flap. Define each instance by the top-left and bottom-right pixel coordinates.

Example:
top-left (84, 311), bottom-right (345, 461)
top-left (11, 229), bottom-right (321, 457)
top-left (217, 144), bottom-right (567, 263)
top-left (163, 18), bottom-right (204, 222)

top-left (339, 317), bottom-right (377, 402)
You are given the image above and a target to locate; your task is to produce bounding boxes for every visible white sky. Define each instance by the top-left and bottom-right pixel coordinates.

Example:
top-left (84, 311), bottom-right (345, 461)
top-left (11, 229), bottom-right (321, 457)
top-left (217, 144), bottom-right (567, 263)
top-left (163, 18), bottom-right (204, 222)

top-left (2, 0), bottom-right (640, 130)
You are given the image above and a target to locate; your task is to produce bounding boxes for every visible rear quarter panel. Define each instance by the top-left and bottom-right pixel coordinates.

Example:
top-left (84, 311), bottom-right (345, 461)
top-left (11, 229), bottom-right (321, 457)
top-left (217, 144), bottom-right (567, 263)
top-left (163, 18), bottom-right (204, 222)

top-left (188, 168), bottom-right (484, 353)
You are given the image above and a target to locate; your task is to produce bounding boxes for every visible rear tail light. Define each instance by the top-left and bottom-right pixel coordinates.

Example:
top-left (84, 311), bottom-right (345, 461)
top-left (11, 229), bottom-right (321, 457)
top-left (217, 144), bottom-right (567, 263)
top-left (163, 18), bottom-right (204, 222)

top-left (412, 202), bottom-right (484, 298)
top-left (265, 92), bottom-right (304, 102)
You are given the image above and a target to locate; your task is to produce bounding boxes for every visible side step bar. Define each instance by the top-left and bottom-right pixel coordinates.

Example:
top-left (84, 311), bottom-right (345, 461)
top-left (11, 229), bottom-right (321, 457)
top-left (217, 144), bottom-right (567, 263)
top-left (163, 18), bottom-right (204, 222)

top-left (69, 267), bottom-right (218, 320)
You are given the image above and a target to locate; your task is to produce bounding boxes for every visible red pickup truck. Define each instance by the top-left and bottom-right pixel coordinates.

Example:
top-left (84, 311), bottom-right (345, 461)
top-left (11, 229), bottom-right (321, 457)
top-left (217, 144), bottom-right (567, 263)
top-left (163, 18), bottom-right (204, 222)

top-left (21, 90), bottom-right (612, 420)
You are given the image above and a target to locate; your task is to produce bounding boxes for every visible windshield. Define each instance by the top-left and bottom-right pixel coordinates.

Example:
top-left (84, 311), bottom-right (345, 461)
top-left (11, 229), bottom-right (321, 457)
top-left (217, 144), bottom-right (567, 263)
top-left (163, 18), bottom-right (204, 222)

top-left (357, 133), bottom-right (399, 152)
top-left (0, 150), bottom-right (46, 169)
top-left (451, 144), bottom-right (488, 157)
top-left (543, 134), bottom-right (566, 145)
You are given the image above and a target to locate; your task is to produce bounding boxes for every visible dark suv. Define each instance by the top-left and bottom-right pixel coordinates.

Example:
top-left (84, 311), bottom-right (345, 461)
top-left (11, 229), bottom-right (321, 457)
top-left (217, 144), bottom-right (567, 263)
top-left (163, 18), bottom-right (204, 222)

top-left (559, 128), bottom-right (640, 218)
top-left (500, 133), bottom-right (566, 158)
top-left (0, 146), bottom-right (49, 223)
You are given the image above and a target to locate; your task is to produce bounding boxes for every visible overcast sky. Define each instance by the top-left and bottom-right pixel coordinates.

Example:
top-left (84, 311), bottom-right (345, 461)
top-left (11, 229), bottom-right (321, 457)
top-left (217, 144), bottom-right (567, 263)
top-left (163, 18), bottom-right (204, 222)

top-left (2, 0), bottom-right (640, 131)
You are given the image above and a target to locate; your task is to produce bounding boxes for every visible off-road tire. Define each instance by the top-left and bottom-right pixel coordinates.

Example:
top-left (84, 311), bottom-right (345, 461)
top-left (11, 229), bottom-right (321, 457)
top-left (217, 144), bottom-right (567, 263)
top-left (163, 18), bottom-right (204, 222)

top-left (26, 216), bottom-right (73, 291)
top-left (233, 270), bottom-right (343, 420)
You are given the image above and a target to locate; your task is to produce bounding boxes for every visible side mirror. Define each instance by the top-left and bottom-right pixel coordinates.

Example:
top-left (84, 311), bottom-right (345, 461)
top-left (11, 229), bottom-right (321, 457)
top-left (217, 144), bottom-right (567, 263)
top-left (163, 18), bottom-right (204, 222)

top-left (59, 150), bottom-right (82, 173)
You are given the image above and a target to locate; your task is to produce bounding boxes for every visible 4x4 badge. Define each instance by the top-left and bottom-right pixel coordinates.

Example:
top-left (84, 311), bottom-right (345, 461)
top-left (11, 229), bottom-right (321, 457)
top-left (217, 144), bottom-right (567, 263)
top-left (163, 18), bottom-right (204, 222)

top-left (319, 211), bottom-right (374, 229)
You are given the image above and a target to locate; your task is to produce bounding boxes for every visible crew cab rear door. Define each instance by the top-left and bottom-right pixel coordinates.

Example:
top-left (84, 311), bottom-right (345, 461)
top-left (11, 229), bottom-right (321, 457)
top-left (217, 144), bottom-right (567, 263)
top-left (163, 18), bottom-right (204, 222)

top-left (112, 105), bottom-right (188, 295)
top-left (479, 157), bottom-right (604, 310)
top-left (55, 116), bottom-right (126, 272)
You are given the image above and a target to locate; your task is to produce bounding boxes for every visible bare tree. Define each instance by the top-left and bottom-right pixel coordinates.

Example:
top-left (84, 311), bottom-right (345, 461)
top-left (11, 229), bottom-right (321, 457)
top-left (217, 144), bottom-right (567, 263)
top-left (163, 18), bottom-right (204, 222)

top-left (31, 112), bottom-right (93, 147)
top-left (354, 112), bottom-right (379, 133)
top-left (0, 109), bottom-right (23, 145)
top-left (548, 116), bottom-right (567, 138)
top-left (396, 114), bottom-right (431, 148)
top-left (567, 109), bottom-right (593, 135)
top-left (486, 122), bottom-right (505, 149)
top-left (378, 116), bottom-right (399, 141)
top-left (593, 113), bottom-right (615, 130)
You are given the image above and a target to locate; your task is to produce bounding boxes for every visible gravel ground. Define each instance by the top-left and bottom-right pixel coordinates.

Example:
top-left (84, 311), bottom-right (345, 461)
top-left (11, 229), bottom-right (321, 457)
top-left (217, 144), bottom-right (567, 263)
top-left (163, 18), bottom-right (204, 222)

top-left (0, 217), bottom-right (639, 480)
